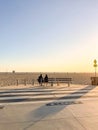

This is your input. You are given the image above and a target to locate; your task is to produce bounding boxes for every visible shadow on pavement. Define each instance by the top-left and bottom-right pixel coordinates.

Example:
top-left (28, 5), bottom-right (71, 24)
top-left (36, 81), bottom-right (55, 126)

top-left (24, 85), bottom-right (96, 130)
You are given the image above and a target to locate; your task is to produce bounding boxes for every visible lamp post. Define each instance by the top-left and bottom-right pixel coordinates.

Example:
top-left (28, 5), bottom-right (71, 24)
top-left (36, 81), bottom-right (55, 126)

top-left (93, 59), bottom-right (97, 77)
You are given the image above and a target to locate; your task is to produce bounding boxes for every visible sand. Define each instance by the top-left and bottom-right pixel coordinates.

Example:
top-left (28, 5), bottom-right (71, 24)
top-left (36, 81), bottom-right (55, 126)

top-left (0, 72), bottom-right (96, 87)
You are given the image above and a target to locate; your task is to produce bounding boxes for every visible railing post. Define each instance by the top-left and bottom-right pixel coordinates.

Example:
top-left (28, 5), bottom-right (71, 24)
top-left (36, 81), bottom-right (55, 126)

top-left (32, 79), bottom-right (34, 86)
top-left (24, 79), bottom-right (26, 86)
top-left (16, 79), bottom-right (18, 86)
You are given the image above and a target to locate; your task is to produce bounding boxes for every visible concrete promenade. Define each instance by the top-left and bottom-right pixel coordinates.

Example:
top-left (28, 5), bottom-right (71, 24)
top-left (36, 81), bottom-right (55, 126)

top-left (0, 84), bottom-right (98, 130)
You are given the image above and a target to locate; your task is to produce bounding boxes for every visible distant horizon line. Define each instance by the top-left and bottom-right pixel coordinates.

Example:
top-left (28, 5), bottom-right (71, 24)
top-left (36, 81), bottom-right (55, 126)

top-left (0, 71), bottom-right (95, 73)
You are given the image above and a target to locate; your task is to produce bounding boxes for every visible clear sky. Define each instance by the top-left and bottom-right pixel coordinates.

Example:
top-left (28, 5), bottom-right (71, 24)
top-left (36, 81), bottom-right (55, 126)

top-left (0, 0), bottom-right (98, 72)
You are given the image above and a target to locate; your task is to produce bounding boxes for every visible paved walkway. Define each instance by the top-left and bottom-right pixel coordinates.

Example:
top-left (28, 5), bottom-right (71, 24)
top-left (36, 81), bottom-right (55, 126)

top-left (0, 84), bottom-right (98, 130)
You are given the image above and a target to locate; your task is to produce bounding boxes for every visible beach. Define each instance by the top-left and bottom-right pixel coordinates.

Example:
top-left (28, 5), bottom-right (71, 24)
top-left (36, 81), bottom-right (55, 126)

top-left (0, 72), bottom-right (96, 87)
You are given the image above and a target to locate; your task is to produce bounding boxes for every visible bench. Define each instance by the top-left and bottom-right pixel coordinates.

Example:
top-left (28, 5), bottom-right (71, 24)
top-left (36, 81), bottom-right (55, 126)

top-left (48, 78), bottom-right (72, 87)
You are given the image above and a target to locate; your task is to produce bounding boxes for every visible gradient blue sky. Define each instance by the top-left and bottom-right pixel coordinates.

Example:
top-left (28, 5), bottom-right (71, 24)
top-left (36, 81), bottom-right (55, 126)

top-left (0, 0), bottom-right (98, 72)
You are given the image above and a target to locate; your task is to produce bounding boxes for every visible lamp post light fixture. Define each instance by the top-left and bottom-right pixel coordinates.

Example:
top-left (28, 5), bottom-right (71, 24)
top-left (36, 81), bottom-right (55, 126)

top-left (93, 59), bottom-right (97, 77)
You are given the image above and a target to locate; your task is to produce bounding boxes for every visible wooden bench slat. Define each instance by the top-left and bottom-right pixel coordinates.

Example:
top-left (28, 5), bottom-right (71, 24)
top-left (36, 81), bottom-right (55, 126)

top-left (48, 78), bottom-right (72, 81)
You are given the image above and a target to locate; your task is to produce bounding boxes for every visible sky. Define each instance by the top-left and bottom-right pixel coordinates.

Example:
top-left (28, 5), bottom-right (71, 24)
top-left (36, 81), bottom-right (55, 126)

top-left (0, 0), bottom-right (98, 72)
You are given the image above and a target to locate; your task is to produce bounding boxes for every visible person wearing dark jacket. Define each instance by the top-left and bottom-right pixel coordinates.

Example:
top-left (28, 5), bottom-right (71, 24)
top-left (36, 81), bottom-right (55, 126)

top-left (44, 74), bottom-right (48, 86)
top-left (38, 74), bottom-right (43, 86)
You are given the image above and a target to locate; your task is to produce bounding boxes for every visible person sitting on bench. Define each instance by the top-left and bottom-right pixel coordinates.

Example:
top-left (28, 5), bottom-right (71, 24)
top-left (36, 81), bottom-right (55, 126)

top-left (44, 74), bottom-right (48, 86)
